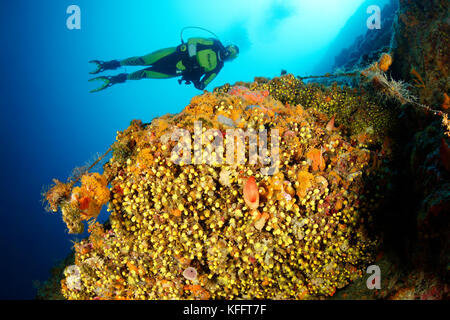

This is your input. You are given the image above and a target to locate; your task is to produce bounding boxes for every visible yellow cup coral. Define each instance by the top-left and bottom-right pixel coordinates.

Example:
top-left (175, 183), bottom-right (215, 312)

top-left (45, 76), bottom-right (392, 300)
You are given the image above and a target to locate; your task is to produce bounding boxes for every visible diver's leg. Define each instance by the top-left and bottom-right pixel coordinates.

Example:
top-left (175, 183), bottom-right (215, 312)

top-left (89, 53), bottom-right (182, 92)
top-left (120, 47), bottom-right (178, 66)
top-left (89, 47), bottom-right (180, 74)
top-left (127, 67), bottom-right (177, 80)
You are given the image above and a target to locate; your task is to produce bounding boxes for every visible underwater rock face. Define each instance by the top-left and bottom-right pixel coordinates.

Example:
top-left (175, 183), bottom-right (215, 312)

top-left (391, 0), bottom-right (449, 109)
top-left (323, 0), bottom-right (450, 300)
top-left (46, 79), bottom-right (393, 299)
top-left (333, 0), bottom-right (399, 72)
top-left (388, 0), bottom-right (449, 297)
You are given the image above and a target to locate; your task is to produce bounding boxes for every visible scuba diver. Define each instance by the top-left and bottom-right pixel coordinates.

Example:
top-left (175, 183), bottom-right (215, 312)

top-left (89, 37), bottom-right (239, 92)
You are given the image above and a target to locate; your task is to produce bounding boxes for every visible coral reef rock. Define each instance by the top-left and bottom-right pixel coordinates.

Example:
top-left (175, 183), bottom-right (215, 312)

top-left (46, 80), bottom-right (394, 299)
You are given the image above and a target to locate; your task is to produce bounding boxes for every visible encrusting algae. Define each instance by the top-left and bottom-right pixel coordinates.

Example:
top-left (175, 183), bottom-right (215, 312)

top-left (44, 75), bottom-right (394, 300)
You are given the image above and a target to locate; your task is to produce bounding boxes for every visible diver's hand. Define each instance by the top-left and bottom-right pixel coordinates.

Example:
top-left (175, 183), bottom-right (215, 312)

top-left (88, 76), bottom-right (112, 93)
top-left (195, 82), bottom-right (206, 90)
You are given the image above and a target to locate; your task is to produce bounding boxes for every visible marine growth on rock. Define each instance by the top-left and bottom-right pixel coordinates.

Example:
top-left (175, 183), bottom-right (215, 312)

top-left (45, 76), bottom-right (393, 300)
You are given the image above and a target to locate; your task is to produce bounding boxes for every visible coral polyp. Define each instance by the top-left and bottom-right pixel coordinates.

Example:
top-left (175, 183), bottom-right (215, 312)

top-left (45, 77), bottom-right (392, 299)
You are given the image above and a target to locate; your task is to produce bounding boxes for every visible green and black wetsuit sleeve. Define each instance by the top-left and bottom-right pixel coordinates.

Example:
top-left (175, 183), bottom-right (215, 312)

top-left (194, 69), bottom-right (221, 90)
top-left (195, 62), bottom-right (223, 89)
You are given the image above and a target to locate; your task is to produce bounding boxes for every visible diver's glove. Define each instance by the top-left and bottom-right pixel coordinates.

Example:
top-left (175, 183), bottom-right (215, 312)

top-left (89, 73), bottom-right (127, 93)
top-left (89, 60), bottom-right (121, 74)
top-left (194, 82), bottom-right (206, 90)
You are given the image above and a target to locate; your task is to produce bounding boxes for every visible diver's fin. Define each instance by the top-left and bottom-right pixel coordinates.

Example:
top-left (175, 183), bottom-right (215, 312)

top-left (89, 76), bottom-right (112, 93)
top-left (88, 73), bottom-right (128, 93)
top-left (89, 60), bottom-right (103, 75)
top-left (89, 60), bottom-right (121, 74)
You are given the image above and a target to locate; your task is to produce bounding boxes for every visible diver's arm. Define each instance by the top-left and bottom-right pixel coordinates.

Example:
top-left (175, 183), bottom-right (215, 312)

top-left (200, 72), bottom-right (217, 88)
top-left (193, 80), bottom-right (205, 90)
top-left (195, 64), bottom-right (222, 90)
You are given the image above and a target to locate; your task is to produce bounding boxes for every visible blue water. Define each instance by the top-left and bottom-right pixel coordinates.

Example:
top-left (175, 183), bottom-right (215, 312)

top-left (0, 0), bottom-right (390, 299)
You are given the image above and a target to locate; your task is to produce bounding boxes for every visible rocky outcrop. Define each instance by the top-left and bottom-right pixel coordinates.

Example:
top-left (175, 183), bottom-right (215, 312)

top-left (391, 0), bottom-right (449, 108)
top-left (329, 0), bottom-right (450, 300)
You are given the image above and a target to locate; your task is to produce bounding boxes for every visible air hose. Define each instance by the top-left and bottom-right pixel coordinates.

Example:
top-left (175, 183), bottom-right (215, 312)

top-left (180, 26), bottom-right (220, 43)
